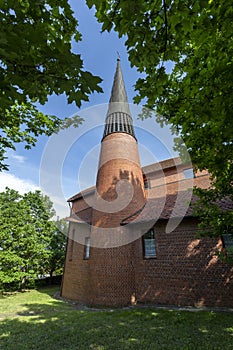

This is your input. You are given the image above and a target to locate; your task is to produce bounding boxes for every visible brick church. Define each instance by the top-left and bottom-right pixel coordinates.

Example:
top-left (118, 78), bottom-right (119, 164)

top-left (61, 59), bottom-right (233, 307)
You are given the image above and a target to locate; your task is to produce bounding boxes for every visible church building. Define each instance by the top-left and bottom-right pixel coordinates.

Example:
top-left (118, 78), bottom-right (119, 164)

top-left (61, 59), bottom-right (233, 307)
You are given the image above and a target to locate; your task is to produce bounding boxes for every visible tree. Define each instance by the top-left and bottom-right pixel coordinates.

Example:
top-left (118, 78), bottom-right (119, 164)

top-left (0, 1), bottom-right (102, 170)
top-left (87, 0), bottom-right (233, 236)
top-left (44, 218), bottom-right (68, 280)
top-left (0, 188), bottom-right (65, 290)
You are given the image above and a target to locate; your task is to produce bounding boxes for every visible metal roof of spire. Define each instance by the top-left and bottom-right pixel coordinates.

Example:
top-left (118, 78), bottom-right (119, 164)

top-left (102, 58), bottom-right (136, 140)
top-left (107, 58), bottom-right (131, 115)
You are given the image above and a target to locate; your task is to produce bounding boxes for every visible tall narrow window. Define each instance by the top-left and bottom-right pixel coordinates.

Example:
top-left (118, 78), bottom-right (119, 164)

top-left (143, 229), bottom-right (156, 258)
top-left (69, 228), bottom-right (75, 261)
top-left (143, 174), bottom-right (150, 189)
top-left (222, 234), bottom-right (233, 258)
top-left (144, 178), bottom-right (150, 189)
top-left (84, 237), bottom-right (91, 260)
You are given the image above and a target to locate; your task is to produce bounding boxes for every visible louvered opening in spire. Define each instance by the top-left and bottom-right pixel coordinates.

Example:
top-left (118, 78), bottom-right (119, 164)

top-left (102, 59), bottom-right (136, 141)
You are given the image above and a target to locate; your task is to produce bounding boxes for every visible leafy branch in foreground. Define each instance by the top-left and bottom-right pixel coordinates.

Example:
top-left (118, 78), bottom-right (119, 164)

top-left (0, 0), bottom-right (103, 170)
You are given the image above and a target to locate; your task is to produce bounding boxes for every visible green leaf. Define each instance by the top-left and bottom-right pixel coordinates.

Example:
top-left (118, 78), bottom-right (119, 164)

top-left (92, 0), bottom-right (233, 238)
top-left (0, 0), bottom-right (103, 170)
top-left (0, 188), bottom-right (67, 290)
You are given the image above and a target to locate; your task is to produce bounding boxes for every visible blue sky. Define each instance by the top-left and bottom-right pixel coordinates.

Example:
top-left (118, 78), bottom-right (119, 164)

top-left (0, 0), bottom-right (178, 218)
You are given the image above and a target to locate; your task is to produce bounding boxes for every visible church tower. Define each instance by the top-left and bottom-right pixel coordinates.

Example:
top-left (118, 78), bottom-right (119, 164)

top-left (61, 59), bottom-right (146, 306)
top-left (92, 58), bottom-right (146, 229)
top-left (85, 58), bottom-right (146, 306)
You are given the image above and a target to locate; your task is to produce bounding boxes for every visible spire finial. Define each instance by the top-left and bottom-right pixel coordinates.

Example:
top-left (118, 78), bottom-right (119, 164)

top-left (117, 51), bottom-right (120, 61)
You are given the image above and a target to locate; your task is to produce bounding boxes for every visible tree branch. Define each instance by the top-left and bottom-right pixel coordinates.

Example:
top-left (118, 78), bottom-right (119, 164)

top-left (163, 0), bottom-right (168, 55)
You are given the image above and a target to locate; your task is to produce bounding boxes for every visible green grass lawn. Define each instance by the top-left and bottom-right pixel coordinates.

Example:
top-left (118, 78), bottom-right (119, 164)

top-left (0, 286), bottom-right (233, 350)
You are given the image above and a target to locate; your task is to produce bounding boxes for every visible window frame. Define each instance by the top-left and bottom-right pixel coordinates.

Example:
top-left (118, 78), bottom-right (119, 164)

top-left (222, 233), bottom-right (233, 258)
top-left (143, 174), bottom-right (150, 189)
top-left (142, 228), bottom-right (156, 259)
top-left (84, 237), bottom-right (91, 260)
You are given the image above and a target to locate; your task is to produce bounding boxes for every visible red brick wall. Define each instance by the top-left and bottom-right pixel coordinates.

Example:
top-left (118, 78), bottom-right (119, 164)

top-left (62, 155), bottom-right (232, 307)
top-left (62, 235), bottom-right (136, 306)
top-left (61, 223), bottom-right (92, 304)
top-left (92, 132), bottom-right (145, 228)
top-left (61, 240), bottom-right (92, 304)
top-left (144, 162), bottom-right (210, 189)
top-left (134, 218), bottom-right (233, 307)
top-left (61, 218), bottom-right (233, 307)
top-left (72, 195), bottom-right (93, 213)
top-left (87, 244), bottom-right (136, 306)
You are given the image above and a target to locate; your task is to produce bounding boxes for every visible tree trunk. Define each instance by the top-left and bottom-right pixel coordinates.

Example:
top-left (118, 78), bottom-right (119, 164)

top-left (20, 276), bottom-right (26, 291)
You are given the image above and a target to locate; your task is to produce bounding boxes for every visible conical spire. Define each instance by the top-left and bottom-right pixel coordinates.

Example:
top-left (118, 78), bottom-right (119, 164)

top-left (102, 58), bottom-right (136, 140)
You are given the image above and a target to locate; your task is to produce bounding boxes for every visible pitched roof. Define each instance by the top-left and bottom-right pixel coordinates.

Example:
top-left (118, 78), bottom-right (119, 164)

top-left (67, 182), bottom-right (233, 226)
top-left (121, 193), bottom-right (233, 225)
top-left (67, 186), bottom-right (95, 202)
top-left (66, 156), bottom-right (233, 225)
top-left (121, 192), bottom-right (197, 225)
top-left (65, 207), bottom-right (92, 225)
top-left (142, 157), bottom-right (183, 175)
top-left (67, 157), bottom-right (183, 203)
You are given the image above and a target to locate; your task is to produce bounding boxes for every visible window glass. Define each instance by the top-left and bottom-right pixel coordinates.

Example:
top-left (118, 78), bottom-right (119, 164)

top-left (222, 234), bottom-right (233, 257)
top-left (143, 229), bottom-right (156, 258)
top-left (144, 178), bottom-right (150, 189)
top-left (143, 174), bottom-right (150, 189)
top-left (84, 237), bottom-right (91, 259)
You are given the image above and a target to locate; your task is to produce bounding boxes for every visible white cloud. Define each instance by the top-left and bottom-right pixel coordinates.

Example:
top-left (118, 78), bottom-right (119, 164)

top-left (0, 172), bottom-right (39, 194)
top-left (6, 150), bottom-right (27, 165)
top-left (11, 154), bottom-right (27, 164)
top-left (0, 173), bottom-right (69, 218)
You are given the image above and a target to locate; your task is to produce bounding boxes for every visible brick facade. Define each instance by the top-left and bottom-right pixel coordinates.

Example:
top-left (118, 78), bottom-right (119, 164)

top-left (61, 217), bottom-right (233, 307)
top-left (61, 59), bottom-right (233, 308)
top-left (135, 218), bottom-right (233, 307)
top-left (92, 132), bottom-right (146, 229)
top-left (61, 158), bottom-right (233, 308)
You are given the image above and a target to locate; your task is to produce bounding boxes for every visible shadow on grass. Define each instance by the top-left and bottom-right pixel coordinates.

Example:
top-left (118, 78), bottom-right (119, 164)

top-left (0, 288), bottom-right (233, 350)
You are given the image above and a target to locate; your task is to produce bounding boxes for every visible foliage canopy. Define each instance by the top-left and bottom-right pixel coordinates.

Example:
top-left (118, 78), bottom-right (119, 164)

top-left (0, 0), bottom-right (102, 170)
top-left (87, 0), bottom-right (233, 236)
top-left (0, 188), bottom-right (67, 290)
